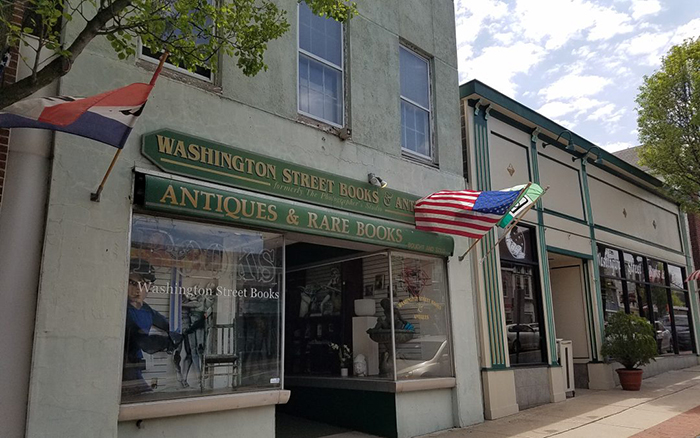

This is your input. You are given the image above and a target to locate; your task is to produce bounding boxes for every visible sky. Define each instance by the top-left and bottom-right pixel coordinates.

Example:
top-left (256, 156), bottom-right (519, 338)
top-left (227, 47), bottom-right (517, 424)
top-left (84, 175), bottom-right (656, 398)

top-left (454, 0), bottom-right (700, 153)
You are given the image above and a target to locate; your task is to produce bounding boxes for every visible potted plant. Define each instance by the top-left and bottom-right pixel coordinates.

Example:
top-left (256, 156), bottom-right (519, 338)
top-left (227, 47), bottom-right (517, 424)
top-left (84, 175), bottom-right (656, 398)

top-left (330, 343), bottom-right (352, 377)
top-left (600, 312), bottom-right (658, 391)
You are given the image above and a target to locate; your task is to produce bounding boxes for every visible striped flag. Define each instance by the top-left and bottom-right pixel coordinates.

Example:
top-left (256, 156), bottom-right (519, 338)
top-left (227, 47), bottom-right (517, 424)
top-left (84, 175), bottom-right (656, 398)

top-left (415, 187), bottom-right (522, 238)
top-left (0, 60), bottom-right (165, 149)
top-left (496, 183), bottom-right (545, 228)
top-left (686, 269), bottom-right (700, 283)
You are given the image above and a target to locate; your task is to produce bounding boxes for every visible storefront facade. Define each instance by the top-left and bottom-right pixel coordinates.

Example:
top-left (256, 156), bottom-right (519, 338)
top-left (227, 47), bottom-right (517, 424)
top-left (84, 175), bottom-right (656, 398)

top-left (0, 2), bottom-right (488, 438)
top-left (460, 79), bottom-right (700, 419)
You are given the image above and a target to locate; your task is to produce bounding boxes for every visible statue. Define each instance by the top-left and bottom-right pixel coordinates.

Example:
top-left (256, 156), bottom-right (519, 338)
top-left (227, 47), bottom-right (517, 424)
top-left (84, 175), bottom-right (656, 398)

top-left (353, 354), bottom-right (367, 377)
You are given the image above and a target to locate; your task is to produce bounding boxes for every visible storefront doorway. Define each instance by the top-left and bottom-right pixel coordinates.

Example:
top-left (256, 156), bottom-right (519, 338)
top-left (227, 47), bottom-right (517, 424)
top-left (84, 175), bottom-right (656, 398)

top-left (276, 236), bottom-right (453, 438)
top-left (549, 251), bottom-right (591, 388)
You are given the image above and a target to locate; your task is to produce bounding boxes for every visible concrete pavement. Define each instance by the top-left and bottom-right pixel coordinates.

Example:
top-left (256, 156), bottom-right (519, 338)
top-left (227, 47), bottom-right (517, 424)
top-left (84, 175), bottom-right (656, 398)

top-left (423, 365), bottom-right (700, 438)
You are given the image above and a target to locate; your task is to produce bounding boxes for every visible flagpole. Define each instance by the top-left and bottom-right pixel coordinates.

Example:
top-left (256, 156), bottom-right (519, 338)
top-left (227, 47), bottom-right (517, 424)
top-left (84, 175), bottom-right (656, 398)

top-left (478, 186), bottom-right (550, 264)
top-left (90, 51), bottom-right (169, 202)
top-left (457, 183), bottom-right (532, 262)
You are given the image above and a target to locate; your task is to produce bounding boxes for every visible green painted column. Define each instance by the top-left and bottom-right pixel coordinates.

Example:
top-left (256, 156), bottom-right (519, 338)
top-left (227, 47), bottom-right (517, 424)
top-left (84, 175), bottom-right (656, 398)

top-left (678, 212), bottom-right (700, 354)
top-left (473, 104), bottom-right (507, 368)
top-left (529, 131), bottom-right (558, 366)
top-left (579, 159), bottom-right (603, 361)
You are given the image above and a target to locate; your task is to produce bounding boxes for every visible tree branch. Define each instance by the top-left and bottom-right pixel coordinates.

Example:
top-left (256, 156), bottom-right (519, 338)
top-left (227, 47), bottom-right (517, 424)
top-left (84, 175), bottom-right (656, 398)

top-left (0, 0), bottom-right (132, 109)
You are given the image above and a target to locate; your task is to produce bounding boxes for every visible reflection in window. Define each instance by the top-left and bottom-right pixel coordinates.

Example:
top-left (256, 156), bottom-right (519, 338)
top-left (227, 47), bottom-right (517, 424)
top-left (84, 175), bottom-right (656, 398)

top-left (400, 46), bottom-right (432, 159)
top-left (391, 254), bottom-right (452, 379)
top-left (602, 278), bottom-right (624, 320)
top-left (123, 215), bottom-right (283, 403)
top-left (598, 246), bottom-right (621, 278)
top-left (502, 262), bottom-right (544, 364)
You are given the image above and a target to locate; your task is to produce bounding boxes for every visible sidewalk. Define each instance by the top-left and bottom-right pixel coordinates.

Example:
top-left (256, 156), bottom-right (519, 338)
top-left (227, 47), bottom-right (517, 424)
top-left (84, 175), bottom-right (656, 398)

top-left (424, 365), bottom-right (700, 438)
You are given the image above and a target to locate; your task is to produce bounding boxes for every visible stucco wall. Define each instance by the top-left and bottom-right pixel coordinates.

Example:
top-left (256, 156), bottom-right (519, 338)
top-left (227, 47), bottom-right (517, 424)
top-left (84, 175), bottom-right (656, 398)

top-left (22, 1), bottom-right (479, 437)
top-left (395, 388), bottom-right (454, 438)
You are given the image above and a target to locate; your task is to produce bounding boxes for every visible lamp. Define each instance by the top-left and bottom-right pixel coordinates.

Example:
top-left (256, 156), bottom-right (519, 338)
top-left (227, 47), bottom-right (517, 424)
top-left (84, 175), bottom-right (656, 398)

top-left (542, 130), bottom-right (575, 151)
top-left (571, 146), bottom-right (604, 165)
top-left (368, 173), bottom-right (388, 188)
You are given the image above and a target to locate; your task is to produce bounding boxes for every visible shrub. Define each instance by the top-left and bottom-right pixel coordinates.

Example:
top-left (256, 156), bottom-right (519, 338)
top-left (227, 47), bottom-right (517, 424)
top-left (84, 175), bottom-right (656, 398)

top-left (600, 312), bottom-right (657, 370)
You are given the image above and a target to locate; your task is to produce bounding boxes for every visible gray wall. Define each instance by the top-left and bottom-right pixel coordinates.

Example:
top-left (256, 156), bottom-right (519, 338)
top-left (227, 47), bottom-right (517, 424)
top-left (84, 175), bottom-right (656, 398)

top-left (21, 1), bottom-right (481, 437)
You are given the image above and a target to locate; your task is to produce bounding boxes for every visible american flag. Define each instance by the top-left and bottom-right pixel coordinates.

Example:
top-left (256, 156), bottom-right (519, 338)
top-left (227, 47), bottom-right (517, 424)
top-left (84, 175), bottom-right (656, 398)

top-left (414, 188), bottom-right (521, 238)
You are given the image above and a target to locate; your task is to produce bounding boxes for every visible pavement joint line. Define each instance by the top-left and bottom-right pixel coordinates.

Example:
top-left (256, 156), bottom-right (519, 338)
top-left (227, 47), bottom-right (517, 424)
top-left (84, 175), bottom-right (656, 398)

top-left (541, 379), bottom-right (700, 437)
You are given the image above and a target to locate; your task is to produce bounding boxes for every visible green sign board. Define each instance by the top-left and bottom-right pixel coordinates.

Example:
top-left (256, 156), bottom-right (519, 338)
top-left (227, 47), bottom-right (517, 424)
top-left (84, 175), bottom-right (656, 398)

top-left (142, 130), bottom-right (420, 224)
top-left (140, 175), bottom-right (454, 257)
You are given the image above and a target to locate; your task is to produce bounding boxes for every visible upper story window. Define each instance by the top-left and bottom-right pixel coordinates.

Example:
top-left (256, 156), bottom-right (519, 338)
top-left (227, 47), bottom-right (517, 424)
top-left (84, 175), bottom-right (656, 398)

top-left (139, 1), bottom-right (214, 82)
top-left (298, 1), bottom-right (344, 127)
top-left (400, 46), bottom-right (432, 160)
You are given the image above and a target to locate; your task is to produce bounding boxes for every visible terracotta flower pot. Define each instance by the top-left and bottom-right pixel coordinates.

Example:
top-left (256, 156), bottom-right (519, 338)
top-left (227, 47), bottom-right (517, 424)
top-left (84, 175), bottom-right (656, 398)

top-left (616, 368), bottom-right (643, 391)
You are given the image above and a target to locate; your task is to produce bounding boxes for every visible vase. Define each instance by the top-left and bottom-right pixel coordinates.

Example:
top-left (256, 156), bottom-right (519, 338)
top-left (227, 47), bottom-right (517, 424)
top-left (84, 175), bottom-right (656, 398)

top-left (340, 367), bottom-right (349, 377)
top-left (616, 368), bottom-right (643, 391)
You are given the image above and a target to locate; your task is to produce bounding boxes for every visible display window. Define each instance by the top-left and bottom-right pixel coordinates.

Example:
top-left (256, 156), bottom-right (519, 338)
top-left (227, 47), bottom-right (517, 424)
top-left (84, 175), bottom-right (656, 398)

top-left (597, 244), bottom-right (696, 356)
top-left (122, 215), bottom-right (283, 403)
top-left (284, 249), bottom-right (454, 380)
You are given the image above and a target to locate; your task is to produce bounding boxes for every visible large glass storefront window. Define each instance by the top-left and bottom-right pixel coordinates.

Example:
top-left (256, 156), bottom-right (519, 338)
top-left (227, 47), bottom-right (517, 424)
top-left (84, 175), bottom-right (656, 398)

top-left (500, 225), bottom-right (545, 365)
top-left (123, 215), bottom-right (283, 402)
top-left (285, 250), bottom-right (454, 381)
top-left (597, 244), bottom-right (696, 355)
top-left (391, 253), bottom-right (452, 379)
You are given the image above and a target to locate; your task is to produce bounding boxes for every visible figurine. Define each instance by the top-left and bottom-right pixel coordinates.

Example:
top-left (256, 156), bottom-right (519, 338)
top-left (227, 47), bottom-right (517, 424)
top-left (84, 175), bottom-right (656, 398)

top-left (353, 354), bottom-right (367, 377)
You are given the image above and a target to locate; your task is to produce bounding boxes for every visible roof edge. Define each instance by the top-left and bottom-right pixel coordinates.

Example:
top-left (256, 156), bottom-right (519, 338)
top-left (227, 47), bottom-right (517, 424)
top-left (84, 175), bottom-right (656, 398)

top-left (459, 79), bottom-right (663, 189)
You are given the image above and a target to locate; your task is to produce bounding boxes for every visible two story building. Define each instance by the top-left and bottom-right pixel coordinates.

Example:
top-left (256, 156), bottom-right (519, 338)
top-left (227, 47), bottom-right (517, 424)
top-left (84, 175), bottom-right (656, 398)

top-left (0, 2), bottom-right (485, 438)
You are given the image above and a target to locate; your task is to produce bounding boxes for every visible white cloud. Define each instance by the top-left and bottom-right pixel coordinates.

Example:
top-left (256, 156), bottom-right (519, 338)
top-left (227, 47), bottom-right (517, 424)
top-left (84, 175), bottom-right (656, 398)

top-left (538, 97), bottom-right (603, 119)
top-left (630, 0), bottom-right (662, 20)
top-left (587, 103), bottom-right (626, 123)
top-left (671, 18), bottom-right (700, 45)
top-left (461, 42), bottom-right (547, 97)
top-left (511, 0), bottom-right (634, 50)
top-left (539, 74), bottom-right (613, 101)
top-left (601, 141), bottom-right (634, 153)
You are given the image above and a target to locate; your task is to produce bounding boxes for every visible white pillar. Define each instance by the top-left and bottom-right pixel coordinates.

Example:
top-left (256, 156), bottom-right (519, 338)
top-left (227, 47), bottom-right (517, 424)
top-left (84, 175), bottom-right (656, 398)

top-left (0, 127), bottom-right (52, 438)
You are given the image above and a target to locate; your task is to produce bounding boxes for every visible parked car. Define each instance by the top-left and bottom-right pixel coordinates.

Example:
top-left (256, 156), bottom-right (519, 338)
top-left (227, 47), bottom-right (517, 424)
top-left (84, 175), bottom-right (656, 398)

top-left (669, 315), bottom-right (693, 351)
top-left (507, 323), bottom-right (540, 353)
top-left (396, 336), bottom-right (450, 379)
top-left (655, 321), bottom-right (673, 354)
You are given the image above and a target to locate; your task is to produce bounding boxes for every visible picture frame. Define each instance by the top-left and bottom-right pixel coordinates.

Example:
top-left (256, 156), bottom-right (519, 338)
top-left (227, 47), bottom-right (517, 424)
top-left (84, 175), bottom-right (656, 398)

top-left (374, 274), bottom-right (384, 290)
top-left (364, 284), bottom-right (374, 297)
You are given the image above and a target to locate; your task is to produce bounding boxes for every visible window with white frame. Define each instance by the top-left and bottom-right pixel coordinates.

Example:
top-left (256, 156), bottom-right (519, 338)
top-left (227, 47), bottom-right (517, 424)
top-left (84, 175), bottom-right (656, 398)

top-left (400, 46), bottom-right (431, 159)
top-left (298, 1), bottom-right (344, 126)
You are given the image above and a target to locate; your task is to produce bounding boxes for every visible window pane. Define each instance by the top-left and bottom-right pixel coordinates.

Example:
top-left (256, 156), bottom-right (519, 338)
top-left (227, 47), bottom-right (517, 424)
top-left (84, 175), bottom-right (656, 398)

top-left (502, 262), bottom-right (544, 364)
top-left (299, 1), bottom-right (342, 67)
top-left (299, 55), bottom-right (342, 125)
top-left (623, 253), bottom-right (645, 282)
top-left (400, 47), bottom-right (429, 109)
top-left (401, 101), bottom-right (430, 156)
top-left (651, 286), bottom-right (672, 354)
top-left (598, 246), bottom-right (621, 278)
top-left (648, 259), bottom-right (666, 285)
top-left (626, 282), bottom-right (648, 318)
top-left (668, 265), bottom-right (685, 290)
top-left (391, 254), bottom-right (453, 379)
top-left (601, 278), bottom-right (624, 320)
top-left (123, 215), bottom-right (283, 403)
top-left (672, 291), bottom-right (693, 352)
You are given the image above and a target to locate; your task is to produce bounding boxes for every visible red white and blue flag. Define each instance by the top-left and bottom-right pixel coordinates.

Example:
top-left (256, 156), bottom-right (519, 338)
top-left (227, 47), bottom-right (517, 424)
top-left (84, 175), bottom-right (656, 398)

top-left (0, 62), bottom-right (164, 149)
top-left (415, 187), bottom-right (521, 239)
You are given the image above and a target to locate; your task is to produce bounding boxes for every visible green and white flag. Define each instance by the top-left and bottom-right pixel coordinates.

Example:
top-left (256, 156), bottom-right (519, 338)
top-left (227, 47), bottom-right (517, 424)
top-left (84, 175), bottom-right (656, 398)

top-left (497, 183), bottom-right (545, 228)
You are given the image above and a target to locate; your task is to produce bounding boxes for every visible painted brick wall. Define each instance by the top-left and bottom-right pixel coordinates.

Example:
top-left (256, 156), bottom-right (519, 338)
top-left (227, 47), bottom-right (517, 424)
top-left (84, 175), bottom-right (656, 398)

top-left (0, 2), bottom-right (26, 211)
